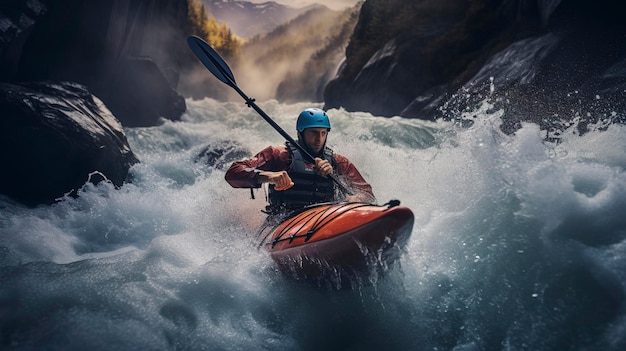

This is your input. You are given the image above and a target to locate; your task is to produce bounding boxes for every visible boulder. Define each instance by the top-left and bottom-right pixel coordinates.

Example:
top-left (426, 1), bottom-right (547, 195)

top-left (0, 81), bottom-right (139, 206)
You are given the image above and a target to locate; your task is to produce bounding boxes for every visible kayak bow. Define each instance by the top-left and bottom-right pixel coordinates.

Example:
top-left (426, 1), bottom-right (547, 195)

top-left (258, 201), bottom-right (414, 282)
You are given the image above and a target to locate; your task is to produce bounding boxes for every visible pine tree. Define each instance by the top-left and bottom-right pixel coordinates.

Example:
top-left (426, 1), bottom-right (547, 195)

top-left (186, 0), bottom-right (240, 59)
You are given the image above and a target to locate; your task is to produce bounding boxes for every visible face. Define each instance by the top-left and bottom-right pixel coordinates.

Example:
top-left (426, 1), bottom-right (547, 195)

top-left (301, 128), bottom-right (329, 154)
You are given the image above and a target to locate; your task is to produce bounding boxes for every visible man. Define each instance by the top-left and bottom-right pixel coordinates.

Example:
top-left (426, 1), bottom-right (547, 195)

top-left (225, 108), bottom-right (375, 214)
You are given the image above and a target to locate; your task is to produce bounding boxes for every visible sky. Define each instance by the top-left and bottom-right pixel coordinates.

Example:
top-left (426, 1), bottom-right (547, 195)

top-left (248, 0), bottom-right (360, 11)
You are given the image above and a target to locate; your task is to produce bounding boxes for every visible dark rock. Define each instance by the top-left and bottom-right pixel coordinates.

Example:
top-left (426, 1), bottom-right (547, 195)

top-left (324, 0), bottom-right (626, 134)
top-left (8, 0), bottom-right (189, 127)
top-left (0, 0), bottom-right (47, 81)
top-left (0, 81), bottom-right (139, 206)
top-left (400, 84), bottom-right (450, 117)
top-left (91, 57), bottom-right (186, 127)
top-left (194, 141), bottom-right (250, 171)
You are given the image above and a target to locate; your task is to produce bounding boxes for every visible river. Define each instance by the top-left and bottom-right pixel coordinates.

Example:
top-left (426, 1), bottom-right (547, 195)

top-left (1, 97), bottom-right (625, 350)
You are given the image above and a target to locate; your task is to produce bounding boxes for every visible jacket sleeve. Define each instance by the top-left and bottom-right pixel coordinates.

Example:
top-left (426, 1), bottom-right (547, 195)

top-left (224, 145), bottom-right (289, 188)
top-left (333, 153), bottom-right (376, 203)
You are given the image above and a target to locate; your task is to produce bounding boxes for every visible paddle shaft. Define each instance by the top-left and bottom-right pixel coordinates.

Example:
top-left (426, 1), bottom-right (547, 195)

top-left (231, 84), bottom-right (296, 153)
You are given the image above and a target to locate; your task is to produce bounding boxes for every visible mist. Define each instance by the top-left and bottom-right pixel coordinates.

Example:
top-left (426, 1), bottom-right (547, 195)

top-left (249, 0), bottom-right (360, 11)
top-left (233, 44), bottom-right (323, 102)
top-left (216, 4), bottom-right (358, 103)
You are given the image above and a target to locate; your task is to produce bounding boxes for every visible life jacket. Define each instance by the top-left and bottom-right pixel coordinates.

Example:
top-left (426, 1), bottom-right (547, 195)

top-left (267, 142), bottom-right (336, 213)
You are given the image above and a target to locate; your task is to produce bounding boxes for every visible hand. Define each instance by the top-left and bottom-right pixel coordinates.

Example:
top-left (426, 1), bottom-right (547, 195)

top-left (314, 158), bottom-right (333, 177)
top-left (259, 171), bottom-right (294, 191)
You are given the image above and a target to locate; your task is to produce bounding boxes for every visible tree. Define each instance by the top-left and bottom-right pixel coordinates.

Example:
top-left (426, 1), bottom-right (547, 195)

top-left (186, 0), bottom-right (240, 59)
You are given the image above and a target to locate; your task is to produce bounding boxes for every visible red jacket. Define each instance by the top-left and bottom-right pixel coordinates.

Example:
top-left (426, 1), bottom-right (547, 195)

top-left (225, 144), bottom-right (375, 202)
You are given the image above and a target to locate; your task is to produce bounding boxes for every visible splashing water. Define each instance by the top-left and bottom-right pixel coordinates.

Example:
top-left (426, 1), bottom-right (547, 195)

top-left (1, 98), bottom-right (625, 350)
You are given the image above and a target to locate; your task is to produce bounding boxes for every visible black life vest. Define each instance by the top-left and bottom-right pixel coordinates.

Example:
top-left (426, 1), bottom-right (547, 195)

top-left (267, 142), bottom-right (337, 212)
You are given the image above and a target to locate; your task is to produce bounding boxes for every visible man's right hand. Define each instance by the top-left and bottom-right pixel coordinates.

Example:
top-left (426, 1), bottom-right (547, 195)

top-left (258, 171), bottom-right (294, 191)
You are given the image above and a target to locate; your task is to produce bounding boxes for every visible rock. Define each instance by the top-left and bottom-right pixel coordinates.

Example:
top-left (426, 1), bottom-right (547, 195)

top-left (0, 81), bottom-right (139, 206)
top-left (92, 57), bottom-right (186, 127)
top-left (0, 0), bottom-right (47, 81)
top-left (324, 0), bottom-right (549, 115)
top-left (9, 0), bottom-right (189, 127)
top-left (194, 141), bottom-right (250, 171)
top-left (324, 0), bottom-right (626, 134)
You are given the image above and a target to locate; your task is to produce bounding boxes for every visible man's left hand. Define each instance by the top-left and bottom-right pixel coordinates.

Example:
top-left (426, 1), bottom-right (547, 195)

top-left (314, 158), bottom-right (333, 177)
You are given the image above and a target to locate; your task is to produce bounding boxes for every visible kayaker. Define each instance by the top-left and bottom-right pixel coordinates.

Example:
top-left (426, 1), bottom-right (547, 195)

top-left (225, 108), bottom-right (375, 214)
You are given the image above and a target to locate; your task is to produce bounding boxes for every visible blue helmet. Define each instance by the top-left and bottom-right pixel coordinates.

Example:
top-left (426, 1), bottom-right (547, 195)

top-left (296, 108), bottom-right (331, 132)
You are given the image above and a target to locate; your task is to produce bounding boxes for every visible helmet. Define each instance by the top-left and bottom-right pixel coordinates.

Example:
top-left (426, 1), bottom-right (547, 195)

top-left (296, 108), bottom-right (331, 132)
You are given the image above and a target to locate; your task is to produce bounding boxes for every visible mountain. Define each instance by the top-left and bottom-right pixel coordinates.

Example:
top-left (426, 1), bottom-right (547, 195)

top-left (231, 4), bottom-right (359, 102)
top-left (201, 0), bottom-right (323, 38)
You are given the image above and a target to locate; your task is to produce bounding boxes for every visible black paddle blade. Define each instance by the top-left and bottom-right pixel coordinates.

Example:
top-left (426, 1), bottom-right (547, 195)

top-left (187, 35), bottom-right (236, 87)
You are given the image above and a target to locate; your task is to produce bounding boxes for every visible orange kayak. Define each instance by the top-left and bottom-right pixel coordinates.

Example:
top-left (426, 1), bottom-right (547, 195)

top-left (257, 201), bottom-right (414, 282)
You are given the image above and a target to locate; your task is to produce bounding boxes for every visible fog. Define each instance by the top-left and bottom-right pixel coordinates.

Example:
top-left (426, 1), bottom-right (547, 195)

top-left (231, 44), bottom-right (327, 103)
top-left (181, 3), bottom-right (354, 104)
top-left (248, 0), bottom-right (359, 11)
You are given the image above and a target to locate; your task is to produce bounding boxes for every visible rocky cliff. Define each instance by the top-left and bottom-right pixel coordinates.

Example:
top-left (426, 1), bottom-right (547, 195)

top-left (324, 0), bottom-right (626, 134)
top-left (1, 0), bottom-right (190, 127)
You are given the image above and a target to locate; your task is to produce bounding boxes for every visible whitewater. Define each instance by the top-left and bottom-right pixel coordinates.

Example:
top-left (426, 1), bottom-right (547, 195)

top-left (1, 97), bottom-right (626, 350)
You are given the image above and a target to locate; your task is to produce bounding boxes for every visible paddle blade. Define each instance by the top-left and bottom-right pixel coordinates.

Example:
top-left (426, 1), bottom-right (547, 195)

top-left (187, 35), bottom-right (236, 87)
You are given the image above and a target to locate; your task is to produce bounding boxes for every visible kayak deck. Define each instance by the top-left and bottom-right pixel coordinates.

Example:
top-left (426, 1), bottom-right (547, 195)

top-left (257, 201), bottom-right (414, 284)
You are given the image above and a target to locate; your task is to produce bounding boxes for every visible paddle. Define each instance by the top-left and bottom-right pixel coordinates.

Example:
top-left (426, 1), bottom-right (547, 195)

top-left (187, 35), bottom-right (352, 195)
